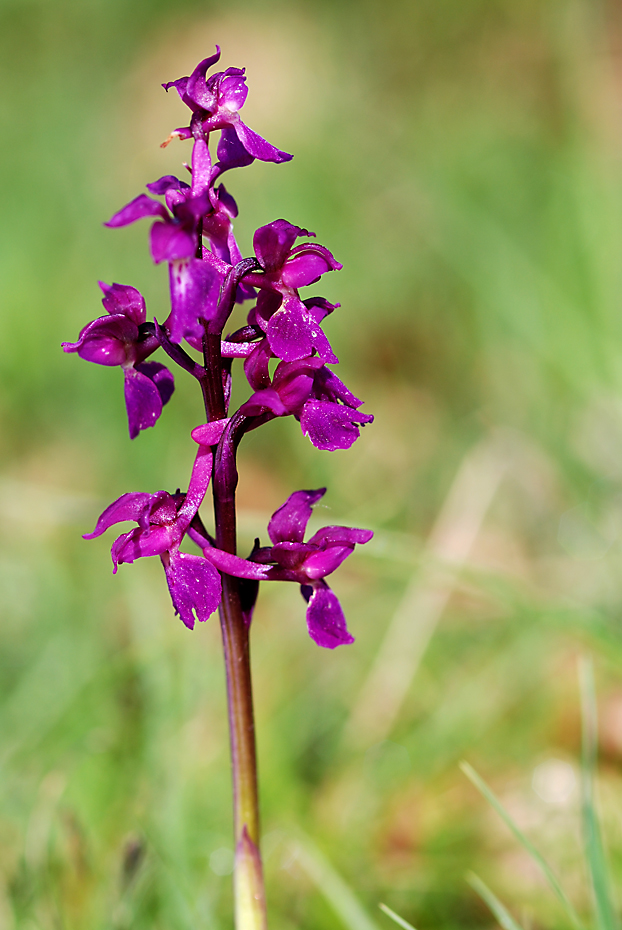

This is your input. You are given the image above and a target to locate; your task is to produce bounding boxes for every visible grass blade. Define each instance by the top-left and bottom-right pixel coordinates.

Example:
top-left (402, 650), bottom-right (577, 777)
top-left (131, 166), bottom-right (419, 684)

top-left (579, 657), bottom-right (618, 930)
top-left (293, 836), bottom-right (381, 930)
top-left (378, 903), bottom-right (417, 930)
top-left (466, 872), bottom-right (525, 930)
top-left (460, 761), bottom-right (583, 929)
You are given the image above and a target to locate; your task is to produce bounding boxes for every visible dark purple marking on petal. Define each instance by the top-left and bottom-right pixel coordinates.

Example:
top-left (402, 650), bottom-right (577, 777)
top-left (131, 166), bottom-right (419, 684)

top-left (124, 367), bottom-right (164, 439)
top-left (268, 488), bottom-right (326, 545)
top-left (300, 401), bottom-right (374, 451)
top-left (164, 551), bottom-right (222, 628)
top-left (302, 581), bottom-right (354, 648)
top-left (105, 194), bottom-right (169, 228)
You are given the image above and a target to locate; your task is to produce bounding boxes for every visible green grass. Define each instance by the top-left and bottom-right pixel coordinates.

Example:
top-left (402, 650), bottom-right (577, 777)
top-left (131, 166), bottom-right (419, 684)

top-left (2, 0), bottom-right (622, 927)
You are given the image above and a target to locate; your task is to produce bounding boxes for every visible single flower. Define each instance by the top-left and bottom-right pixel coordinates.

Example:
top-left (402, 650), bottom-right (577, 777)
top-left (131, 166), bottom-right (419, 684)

top-left (163, 48), bottom-right (292, 167)
top-left (62, 282), bottom-right (174, 439)
top-left (242, 219), bottom-right (342, 362)
top-left (193, 485), bottom-right (373, 648)
top-left (240, 348), bottom-right (373, 450)
top-left (84, 419), bottom-right (229, 628)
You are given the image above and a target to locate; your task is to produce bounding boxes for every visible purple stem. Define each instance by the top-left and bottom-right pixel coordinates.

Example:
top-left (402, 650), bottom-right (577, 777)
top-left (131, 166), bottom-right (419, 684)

top-left (201, 282), bottom-right (267, 929)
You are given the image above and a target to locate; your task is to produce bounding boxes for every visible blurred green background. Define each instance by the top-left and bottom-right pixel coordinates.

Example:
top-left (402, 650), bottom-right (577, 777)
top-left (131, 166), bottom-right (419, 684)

top-left (2, 0), bottom-right (622, 926)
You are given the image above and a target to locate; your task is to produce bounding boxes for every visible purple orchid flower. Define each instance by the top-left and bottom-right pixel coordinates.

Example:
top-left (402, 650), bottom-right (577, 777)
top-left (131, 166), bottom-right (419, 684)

top-left (241, 219), bottom-right (342, 363)
top-left (84, 419), bottom-right (229, 628)
top-left (62, 282), bottom-right (174, 439)
top-left (239, 345), bottom-right (373, 450)
top-left (105, 179), bottom-right (227, 345)
top-left (162, 48), bottom-right (292, 168)
top-left (192, 484), bottom-right (373, 648)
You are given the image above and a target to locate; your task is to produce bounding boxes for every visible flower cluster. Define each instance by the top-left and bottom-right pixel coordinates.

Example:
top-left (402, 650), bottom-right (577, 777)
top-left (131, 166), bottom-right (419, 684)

top-left (64, 48), bottom-right (373, 647)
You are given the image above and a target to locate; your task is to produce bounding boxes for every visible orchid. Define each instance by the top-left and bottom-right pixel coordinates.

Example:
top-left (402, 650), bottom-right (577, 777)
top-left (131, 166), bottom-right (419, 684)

top-left (62, 282), bottom-right (174, 438)
top-left (65, 49), bottom-right (373, 930)
top-left (197, 488), bottom-right (373, 648)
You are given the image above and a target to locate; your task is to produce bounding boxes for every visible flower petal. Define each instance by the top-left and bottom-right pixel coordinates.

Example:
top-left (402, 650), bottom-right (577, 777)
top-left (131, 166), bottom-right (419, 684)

top-left (146, 175), bottom-right (190, 195)
top-left (105, 194), bottom-right (169, 228)
top-left (231, 120), bottom-right (292, 166)
top-left (98, 281), bottom-right (146, 324)
top-left (124, 367), bottom-right (164, 439)
top-left (83, 492), bottom-right (153, 539)
top-left (62, 314), bottom-right (137, 366)
top-left (150, 221), bottom-right (196, 263)
top-left (300, 401), bottom-right (374, 451)
top-left (112, 523), bottom-right (173, 567)
top-left (253, 219), bottom-right (311, 272)
top-left (191, 417), bottom-right (231, 446)
top-left (164, 551), bottom-right (222, 629)
top-left (216, 124), bottom-right (255, 172)
top-left (301, 581), bottom-right (354, 648)
top-left (266, 297), bottom-right (314, 362)
top-left (268, 488), bottom-right (326, 545)
top-left (168, 258), bottom-right (222, 343)
top-left (135, 361), bottom-right (175, 407)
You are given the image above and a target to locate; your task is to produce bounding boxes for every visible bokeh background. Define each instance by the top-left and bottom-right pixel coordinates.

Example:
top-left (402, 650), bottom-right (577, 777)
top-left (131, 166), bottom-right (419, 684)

top-left (2, 0), bottom-right (622, 927)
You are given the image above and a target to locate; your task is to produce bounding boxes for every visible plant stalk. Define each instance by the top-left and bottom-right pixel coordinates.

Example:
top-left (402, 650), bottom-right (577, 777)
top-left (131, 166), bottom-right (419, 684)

top-left (202, 317), bottom-right (267, 930)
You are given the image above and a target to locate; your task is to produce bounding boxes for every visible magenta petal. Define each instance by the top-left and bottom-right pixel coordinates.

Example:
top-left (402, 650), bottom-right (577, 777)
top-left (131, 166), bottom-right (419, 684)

top-left (62, 315), bottom-right (137, 366)
top-left (164, 551), bottom-right (222, 629)
top-left (150, 222), bottom-right (196, 263)
top-left (268, 488), bottom-right (326, 545)
top-left (302, 581), bottom-right (354, 649)
top-left (231, 121), bottom-right (293, 166)
top-left (201, 545), bottom-right (271, 580)
top-left (300, 401), bottom-right (374, 451)
top-left (267, 298), bottom-right (313, 362)
top-left (106, 194), bottom-right (169, 228)
top-left (124, 367), bottom-right (164, 439)
top-left (216, 125), bottom-right (255, 172)
top-left (113, 523), bottom-right (173, 566)
top-left (146, 175), bottom-right (190, 195)
top-left (184, 49), bottom-right (222, 110)
top-left (253, 219), bottom-right (311, 272)
top-left (302, 545), bottom-right (355, 579)
top-left (83, 491), bottom-right (153, 539)
top-left (191, 417), bottom-right (231, 446)
top-left (191, 137), bottom-right (212, 196)
top-left (307, 525), bottom-right (374, 547)
top-left (168, 258), bottom-right (222, 343)
top-left (281, 252), bottom-right (337, 289)
top-left (176, 444), bottom-right (213, 533)
top-left (240, 388), bottom-right (287, 417)
top-left (99, 282), bottom-right (146, 324)
top-left (243, 339), bottom-right (273, 390)
top-left (135, 361), bottom-right (175, 407)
